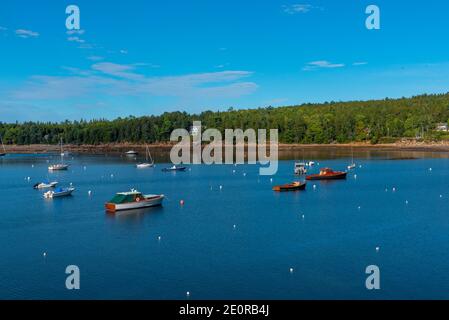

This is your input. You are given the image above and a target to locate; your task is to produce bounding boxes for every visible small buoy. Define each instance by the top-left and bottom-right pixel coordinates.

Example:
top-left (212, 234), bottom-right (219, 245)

top-left (440, 195), bottom-right (443, 198)
top-left (219, 185), bottom-right (223, 190)
top-left (88, 190), bottom-right (92, 196)
top-left (392, 187), bottom-right (396, 192)
top-left (359, 165), bottom-right (363, 168)
top-left (83, 166), bottom-right (87, 170)
top-left (313, 185), bottom-right (317, 189)
top-left (405, 200), bottom-right (409, 205)
top-left (289, 268), bottom-right (294, 273)
top-left (43, 252), bottom-right (47, 257)
top-left (157, 236), bottom-right (162, 241)
top-left (358, 206), bottom-right (361, 210)
top-left (270, 178), bottom-right (273, 183)
top-left (302, 215), bottom-right (305, 219)
top-left (110, 174), bottom-right (114, 178)
top-left (186, 291), bottom-right (190, 297)
top-left (385, 188), bottom-right (388, 192)
top-left (376, 247), bottom-right (380, 252)
top-left (429, 168), bottom-right (433, 172)
top-left (233, 224), bottom-right (236, 229)
top-left (232, 170), bottom-right (236, 174)
top-left (243, 173), bottom-right (247, 177)
top-left (70, 182), bottom-right (73, 186)
top-left (31, 164), bottom-right (34, 168)
top-left (180, 200), bottom-right (185, 205)
top-left (354, 174), bottom-right (357, 179)
top-left (27, 177), bottom-right (31, 181)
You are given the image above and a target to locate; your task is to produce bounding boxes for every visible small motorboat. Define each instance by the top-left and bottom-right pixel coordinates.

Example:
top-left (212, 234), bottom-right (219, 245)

top-left (306, 161), bottom-right (315, 167)
top-left (44, 187), bottom-right (75, 199)
top-left (273, 181), bottom-right (306, 192)
top-left (306, 168), bottom-right (347, 181)
top-left (162, 165), bottom-right (187, 172)
top-left (294, 162), bottom-right (307, 175)
top-left (105, 189), bottom-right (164, 213)
top-left (126, 150), bottom-right (138, 156)
top-left (48, 164), bottom-right (69, 171)
top-left (33, 181), bottom-right (58, 189)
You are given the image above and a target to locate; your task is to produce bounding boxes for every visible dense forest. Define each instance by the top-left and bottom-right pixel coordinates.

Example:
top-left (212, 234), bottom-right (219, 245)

top-left (1, 93), bottom-right (449, 145)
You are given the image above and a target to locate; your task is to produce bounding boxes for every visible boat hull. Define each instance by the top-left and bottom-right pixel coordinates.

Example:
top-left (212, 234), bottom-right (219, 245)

top-left (48, 164), bottom-right (69, 171)
top-left (137, 163), bottom-right (154, 169)
top-left (273, 182), bottom-right (307, 192)
top-left (105, 195), bottom-right (164, 213)
top-left (0, 153), bottom-right (5, 157)
top-left (162, 167), bottom-right (186, 172)
top-left (44, 188), bottom-right (75, 198)
top-left (306, 172), bottom-right (347, 181)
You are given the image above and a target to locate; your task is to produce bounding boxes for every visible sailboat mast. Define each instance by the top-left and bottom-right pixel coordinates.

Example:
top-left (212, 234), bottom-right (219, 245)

top-left (0, 134), bottom-right (5, 153)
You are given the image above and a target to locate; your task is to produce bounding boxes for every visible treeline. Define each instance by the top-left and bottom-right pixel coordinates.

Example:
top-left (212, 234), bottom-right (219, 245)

top-left (1, 93), bottom-right (449, 145)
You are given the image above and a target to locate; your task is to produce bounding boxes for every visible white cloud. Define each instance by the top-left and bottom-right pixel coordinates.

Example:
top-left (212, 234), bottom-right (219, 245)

top-left (119, 49), bottom-right (128, 54)
top-left (15, 29), bottom-right (39, 38)
top-left (282, 4), bottom-right (315, 14)
top-left (66, 29), bottom-right (85, 35)
top-left (92, 62), bottom-right (143, 80)
top-left (353, 62), bottom-right (368, 66)
top-left (87, 56), bottom-right (104, 61)
top-left (11, 64), bottom-right (257, 102)
top-left (67, 36), bottom-right (85, 43)
top-left (303, 60), bottom-right (345, 71)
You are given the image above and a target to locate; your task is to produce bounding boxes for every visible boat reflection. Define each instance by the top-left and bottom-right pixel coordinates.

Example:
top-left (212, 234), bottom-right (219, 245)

top-left (106, 206), bottom-right (164, 224)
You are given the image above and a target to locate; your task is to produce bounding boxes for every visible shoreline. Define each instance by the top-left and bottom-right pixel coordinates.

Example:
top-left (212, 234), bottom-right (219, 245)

top-left (3, 142), bottom-right (449, 154)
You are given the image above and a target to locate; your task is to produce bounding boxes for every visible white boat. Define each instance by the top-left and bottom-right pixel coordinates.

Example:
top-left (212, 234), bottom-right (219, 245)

top-left (0, 134), bottom-right (6, 157)
top-left (294, 162), bottom-right (307, 175)
top-left (136, 145), bottom-right (154, 168)
top-left (105, 189), bottom-right (164, 213)
top-left (44, 187), bottom-right (75, 198)
top-left (126, 150), bottom-right (138, 156)
top-left (33, 181), bottom-right (58, 189)
top-left (306, 161), bottom-right (315, 167)
top-left (347, 147), bottom-right (356, 170)
top-left (49, 138), bottom-right (69, 171)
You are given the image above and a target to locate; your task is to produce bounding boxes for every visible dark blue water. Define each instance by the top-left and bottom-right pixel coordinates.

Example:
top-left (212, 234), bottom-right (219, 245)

top-left (1, 152), bottom-right (449, 299)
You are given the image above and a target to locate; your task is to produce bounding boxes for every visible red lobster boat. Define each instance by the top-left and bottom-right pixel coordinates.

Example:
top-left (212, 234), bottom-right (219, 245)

top-left (273, 181), bottom-right (307, 192)
top-left (306, 168), bottom-right (347, 181)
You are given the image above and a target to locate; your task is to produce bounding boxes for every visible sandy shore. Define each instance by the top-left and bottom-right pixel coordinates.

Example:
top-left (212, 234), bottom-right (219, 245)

top-left (3, 141), bottom-right (449, 154)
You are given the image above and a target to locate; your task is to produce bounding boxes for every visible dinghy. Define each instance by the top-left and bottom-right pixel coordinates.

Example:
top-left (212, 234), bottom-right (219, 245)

top-left (162, 165), bottom-right (187, 172)
top-left (33, 181), bottom-right (58, 189)
top-left (43, 187), bottom-right (75, 198)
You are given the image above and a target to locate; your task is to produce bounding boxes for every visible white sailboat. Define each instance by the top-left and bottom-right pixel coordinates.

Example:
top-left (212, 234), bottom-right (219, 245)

top-left (348, 146), bottom-right (356, 170)
top-left (49, 138), bottom-right (69, 171)
top-left (0, 134), bottom-right (6, 157)
top-left (136, 145), bottom-right (154, 168)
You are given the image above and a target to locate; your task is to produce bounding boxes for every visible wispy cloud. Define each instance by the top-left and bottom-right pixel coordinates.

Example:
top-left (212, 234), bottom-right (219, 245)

top-left (303, 60), bottom-right (345, 71)
top-left (119, 49), bottom-right (128, 54)
top-left (67, 36), bottom-right (85, 43)
top-left (87, 56), bottom-right (104, 61)
top-left (282, 4), bottom-right (317, 14)
top-left (353, 62), bottom-right (368, 66)
top-left (11, 62), bottom-right (257, 102)
top-left (15, 29), bottom-right (39, 38)
top-left (66, 29), bottom-right (85, 35)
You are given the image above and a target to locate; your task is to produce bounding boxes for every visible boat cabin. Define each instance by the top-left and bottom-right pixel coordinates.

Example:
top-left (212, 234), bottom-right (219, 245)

top-left (109, 190), bottom-right (143, 204)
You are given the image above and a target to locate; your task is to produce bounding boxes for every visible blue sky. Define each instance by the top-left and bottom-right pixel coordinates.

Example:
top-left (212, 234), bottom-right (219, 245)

top-left (1, 0), bottom-right (449, 122)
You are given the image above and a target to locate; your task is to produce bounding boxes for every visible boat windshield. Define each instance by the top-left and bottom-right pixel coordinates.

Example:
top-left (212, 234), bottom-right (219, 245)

top-left (109, 193), bottom-right (139, 204)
